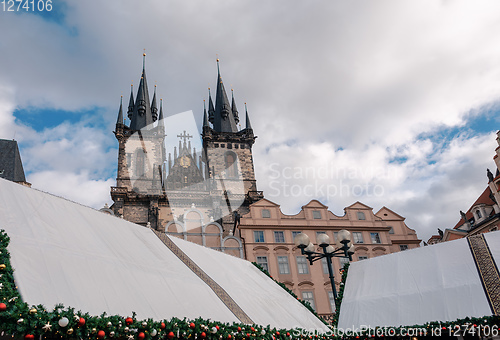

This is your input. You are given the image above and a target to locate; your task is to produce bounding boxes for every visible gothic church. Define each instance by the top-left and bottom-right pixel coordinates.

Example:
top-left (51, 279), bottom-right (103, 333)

top-left (110, 55), bottom-right (263, 248)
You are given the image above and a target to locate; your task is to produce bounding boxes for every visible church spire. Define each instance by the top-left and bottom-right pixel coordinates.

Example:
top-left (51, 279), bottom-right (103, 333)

top-left (203, 99), bottom-right (209, 128)
top-left (127, 84), bottom-right (134, 120)
top-left (151, 85), bottom-right (158, 122)
top-left (129, 53), bottom-right (154, 131)
top-left (245, 103), bottom-right (252, 130)
top-left (158, 98), bottom-right (165, 129)
top-left (213, 59), bottom-right (238, 133)
top-left (116, 96), bottom-right (124, 126)
top-left (231, 89), bottom-right (239, 124)
top-left (208, 88), bottom-right (215, 123)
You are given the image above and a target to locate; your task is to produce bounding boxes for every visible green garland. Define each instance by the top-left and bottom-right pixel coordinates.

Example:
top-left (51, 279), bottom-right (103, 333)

top-left (1, 229), bottom-right (331, 340)
top-left (332, 263), bottom-right (349, 328)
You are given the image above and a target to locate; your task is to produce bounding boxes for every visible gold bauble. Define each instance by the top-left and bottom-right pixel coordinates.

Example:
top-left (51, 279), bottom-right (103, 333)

top-left (67, 329), bottom-right (74, 335)
top-left (0, 264), bottom-right (6, 270)
top-left (29, 308), bottom-right (37, 314)
top-left (92, 328), bottom-right (97, 334)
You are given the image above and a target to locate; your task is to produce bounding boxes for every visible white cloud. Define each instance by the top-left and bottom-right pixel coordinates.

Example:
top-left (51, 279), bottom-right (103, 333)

top-left (1, 0), bottom-right (500, 243)
top-left (28, 170), bottom-right (114, 209)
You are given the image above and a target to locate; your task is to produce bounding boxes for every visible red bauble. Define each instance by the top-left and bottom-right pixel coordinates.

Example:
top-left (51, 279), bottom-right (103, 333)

top-left (228, 335), bottom-right (232, 339)
top-left (251, 327), bottom-right (255, 332)
top-left (0, 303), bottom-right (6, 311)
top-left (24, 335), bottom-right (34, 340)
top-left (276, 332), bottom-right (280, 336)
top-left (201, 332), bottom-right (206, 338)
top-left (126, 317), bottom-right (134, 325)
top-left (286, 333), bottom-right (290, 337)
top-left (77, 317), bottom-right (86, 327)
top-left (160, 322), bottom-right (166, 330)
top-left (167, 331), bottom-right (175, 339)
top-left (97, 330), bottom-right (105, 339)
top-left (138, 332), bottom-right (145, 340)
top-left (246, 333), bottom-right (250, 338)
top-left (189, 323), bottom-right (195, 329)
top-left (216, 326), bottom-right (219, 331)
top-left (237, 327), bottom-right (241, 332)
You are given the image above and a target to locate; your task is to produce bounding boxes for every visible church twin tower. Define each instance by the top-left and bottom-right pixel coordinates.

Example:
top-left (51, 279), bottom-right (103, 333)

top-left (110, 55), bottom-right (263, 233)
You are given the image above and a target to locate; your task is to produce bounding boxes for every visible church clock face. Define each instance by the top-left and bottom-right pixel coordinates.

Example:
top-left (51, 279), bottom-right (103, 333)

top-left (180, 156), bottom-right (191, 168)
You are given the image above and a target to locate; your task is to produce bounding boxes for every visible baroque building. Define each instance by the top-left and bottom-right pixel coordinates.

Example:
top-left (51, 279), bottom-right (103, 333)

top-left (237, 199), bottom-right (421, 322)
top-left (110, 56), bottom-right (263, 253)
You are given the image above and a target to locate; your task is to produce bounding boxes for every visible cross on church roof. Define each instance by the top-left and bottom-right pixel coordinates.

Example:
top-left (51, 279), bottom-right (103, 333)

top-left (177, 130), bottom-right (193, 142)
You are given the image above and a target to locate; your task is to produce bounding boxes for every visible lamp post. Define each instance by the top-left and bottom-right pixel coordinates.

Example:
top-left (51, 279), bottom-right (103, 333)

top-left (294, 230), bottom-right (354, 299)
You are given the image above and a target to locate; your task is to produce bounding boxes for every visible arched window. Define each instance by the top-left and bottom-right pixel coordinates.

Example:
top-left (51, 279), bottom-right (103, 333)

top-left (136, 150), bottom-right (145, 177)
top-left (225, 152), bottom-right (238, 178)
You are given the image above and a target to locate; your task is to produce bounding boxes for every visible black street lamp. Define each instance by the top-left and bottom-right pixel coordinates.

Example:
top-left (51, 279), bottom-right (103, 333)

top-left (294, 230), bottom-right (354, 299)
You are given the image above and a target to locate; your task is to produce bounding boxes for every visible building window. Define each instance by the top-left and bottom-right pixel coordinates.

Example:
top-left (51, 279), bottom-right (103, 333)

top-left (339, 257), bottom-right (350, 267)
top-left (388, 226), bottom-right (394, 234)
top-left (254, 231), bottom-right (265, 243)
top-left (333, 232), bottom-right (339, 242)
top-left (261, 209), bottom-right (271, 218)
top-left (126, 153), bottom-right (132, 168)
top-left (328, 291), bottom-right (336, 313)
top-left (224, 152), bottom-right (237, 178)
top-left (399, 245), bottom-right (408, 251)
top-left (274, 231), bottom-right (285, 243)
top-left (312, 210), bottom-right (322, 219)
top-left (292, 231), bottom-right (302, 241)
top-left (370, 232), bottom-right (381, 244)
top-left (358, 256), bottom-right (368, 260)
top-left (256, 256), bottom-right (269, 272)
top-left (353, 232), bottom-right (364, 243)
top-left (356, 211), bottom-right (366, 220)
top-left (296, 256), bottom-right (309, 274)
top-left (321, 257), bottom-right (329, 274)
top-left (135, 150), bottom-right (145, 177)
top-left (491, 226), bottom-right (498, 232)
top-left (277, 256), bottom-right (290, 274)
top-left (301, 291), bottom-right (316, 311)
top-left (476, 210), bottom-right (482, 219)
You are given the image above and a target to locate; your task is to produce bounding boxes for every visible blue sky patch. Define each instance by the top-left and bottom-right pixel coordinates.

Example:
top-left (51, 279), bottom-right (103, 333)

top-left (14, 106), bottom-right (107, 131)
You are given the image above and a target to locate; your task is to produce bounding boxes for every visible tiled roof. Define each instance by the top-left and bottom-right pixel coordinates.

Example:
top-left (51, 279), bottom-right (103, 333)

top-left (454, 186), bottom-right (495, 229)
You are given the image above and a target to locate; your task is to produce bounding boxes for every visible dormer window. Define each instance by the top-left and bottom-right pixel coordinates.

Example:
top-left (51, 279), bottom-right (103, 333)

top-left (312, 210), bottom-right (322, 219)
top-left (476, 210), bottom-right (482, 219)
top-left (357, 211), bottom-right (366, 220)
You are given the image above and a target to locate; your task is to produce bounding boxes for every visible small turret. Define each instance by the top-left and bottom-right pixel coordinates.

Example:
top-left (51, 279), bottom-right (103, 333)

top-left (208, 88), bottom-right (215, 123)
top-left (151, 85), bottom-right (158, 122)
top-left (116, 96), bottom-right (124, 126)
top-left (231, 89), bottom-right (239, 124)
top-left (245, 103), bottom-right (252, 131)
top-left (127, 84), bottom-right (134, 120)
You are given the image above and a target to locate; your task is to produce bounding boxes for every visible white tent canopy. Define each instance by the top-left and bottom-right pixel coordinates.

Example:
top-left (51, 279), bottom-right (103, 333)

top-left (338, 230), bottom-right (500, 329)
top-left (0, 178), bottom-right (327, 330)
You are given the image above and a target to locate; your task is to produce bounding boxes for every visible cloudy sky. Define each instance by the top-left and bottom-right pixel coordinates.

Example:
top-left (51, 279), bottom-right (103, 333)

top-left (2, 0), bottom-right (500, 243)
